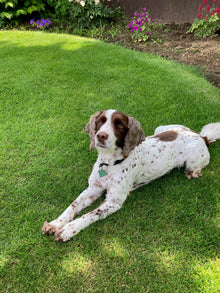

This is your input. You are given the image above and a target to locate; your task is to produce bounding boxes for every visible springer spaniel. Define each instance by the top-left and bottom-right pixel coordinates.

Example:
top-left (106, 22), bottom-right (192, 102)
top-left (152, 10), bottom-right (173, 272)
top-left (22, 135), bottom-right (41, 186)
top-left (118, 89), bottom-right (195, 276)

top-left (42, 110), bottom-right (220, 242)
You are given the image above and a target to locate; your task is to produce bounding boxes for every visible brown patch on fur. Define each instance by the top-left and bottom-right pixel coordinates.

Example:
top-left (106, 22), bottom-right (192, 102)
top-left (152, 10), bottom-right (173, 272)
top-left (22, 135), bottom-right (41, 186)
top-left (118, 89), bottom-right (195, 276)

top-left (202, 136), bottom-right (211, 146)
top-left (96, 113), bottom-right (107, 132)
top-left (122, 114), bottom-right (145, 158)
top-left (111, 111), bottom-right (129, 148)
top-left (154, 130), bottom-right (178, 142)
top-left (85, 110), bottom-right (104, 151)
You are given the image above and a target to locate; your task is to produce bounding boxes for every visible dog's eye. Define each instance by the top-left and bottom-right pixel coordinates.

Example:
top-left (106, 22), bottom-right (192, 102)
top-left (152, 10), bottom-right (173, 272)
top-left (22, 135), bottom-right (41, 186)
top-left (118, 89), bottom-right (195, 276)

top-left (114, 120), bottom-right (124, 128)
top-left (98, 117), bottom-right (106, 124)
top-left (96, 116), bottom-right (106, 128)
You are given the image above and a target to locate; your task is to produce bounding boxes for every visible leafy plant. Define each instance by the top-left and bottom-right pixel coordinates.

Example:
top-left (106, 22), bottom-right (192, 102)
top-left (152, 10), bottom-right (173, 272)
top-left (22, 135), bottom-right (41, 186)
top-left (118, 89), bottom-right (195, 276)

top-left (68, 0), bottom-right (116, 29)
top-left (0, 0), bottom-right (70, 26)
top-left (0, 0), bottom-right (46, 25)
top-left (187, 0), bottom-right (220, 37)
top-left (127, 8), bottom-right (153, 42)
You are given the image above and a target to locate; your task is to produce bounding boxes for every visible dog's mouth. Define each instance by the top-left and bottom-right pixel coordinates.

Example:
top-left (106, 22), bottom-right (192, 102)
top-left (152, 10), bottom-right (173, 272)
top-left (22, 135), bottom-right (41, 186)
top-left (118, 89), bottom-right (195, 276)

top-left (96, 141), bottom-right (108, 149)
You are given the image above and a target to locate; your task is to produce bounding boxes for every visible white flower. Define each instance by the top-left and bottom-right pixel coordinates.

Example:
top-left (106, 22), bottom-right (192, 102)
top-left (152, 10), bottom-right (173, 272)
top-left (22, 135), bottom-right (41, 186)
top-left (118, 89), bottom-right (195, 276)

top-left (80, 0), bottom-right (85, 6)
top-left (94, 0), bottom-right (100, 4)
top-left (68, 0), bottom-right (74, 2)
top-left (90, 15), bottom-right (94, 19)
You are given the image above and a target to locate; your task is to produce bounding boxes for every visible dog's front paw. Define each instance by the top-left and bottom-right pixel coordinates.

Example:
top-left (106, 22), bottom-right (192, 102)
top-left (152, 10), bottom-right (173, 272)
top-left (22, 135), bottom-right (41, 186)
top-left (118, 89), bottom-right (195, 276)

top-left (42, 221), bottom-right (61, 235)
top-left (54, 223), bottom-right (78, 242)
top-left (54, 229), bottom-right (75, 242)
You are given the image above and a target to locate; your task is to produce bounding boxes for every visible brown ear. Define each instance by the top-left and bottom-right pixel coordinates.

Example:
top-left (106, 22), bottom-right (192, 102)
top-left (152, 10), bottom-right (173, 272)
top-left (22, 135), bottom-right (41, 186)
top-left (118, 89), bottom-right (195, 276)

top-left (123, 116), bottom-right (145, 158)
top-left (85, 111), bottom-right (103, 151)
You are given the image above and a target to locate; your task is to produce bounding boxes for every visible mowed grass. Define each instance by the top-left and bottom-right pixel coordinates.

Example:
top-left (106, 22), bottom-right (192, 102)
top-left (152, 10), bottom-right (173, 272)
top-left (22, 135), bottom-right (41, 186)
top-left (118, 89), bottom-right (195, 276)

top-left (0, 31), bottom-right (220, 293)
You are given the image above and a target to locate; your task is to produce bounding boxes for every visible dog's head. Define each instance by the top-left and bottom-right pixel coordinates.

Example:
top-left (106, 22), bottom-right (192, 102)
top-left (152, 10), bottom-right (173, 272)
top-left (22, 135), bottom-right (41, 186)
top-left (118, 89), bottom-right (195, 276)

top-left (85, 110), bottom-right (145, 158)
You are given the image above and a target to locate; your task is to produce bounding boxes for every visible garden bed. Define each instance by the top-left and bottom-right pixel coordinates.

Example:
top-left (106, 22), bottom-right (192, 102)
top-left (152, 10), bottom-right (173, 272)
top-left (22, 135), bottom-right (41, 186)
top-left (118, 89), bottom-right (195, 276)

top-left (105, 23), bottom-right (220, 88)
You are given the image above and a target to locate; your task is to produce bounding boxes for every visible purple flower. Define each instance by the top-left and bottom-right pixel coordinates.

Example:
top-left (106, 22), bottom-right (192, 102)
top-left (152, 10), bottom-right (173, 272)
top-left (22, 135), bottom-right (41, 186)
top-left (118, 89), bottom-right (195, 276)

top-left (30, 19), bottom-right (35, 25)
top-left (150, 17), bottom-right (153, 20)
top-left (145, 18), bottom-right (148, 22)
top-left (131, 26), bottom-right (138, 31)
top-left (128, 20), bottom-right (134, 28)
top-left (143, 8), bottom-right (146, 11)
top-left (134, 12), bottom-right (137, 16)
top-left (139, 27), bottom-right (142, 31)
top-left (147, 32), bottom-right (150, 35)
top-left (136, 20), bottom-right (142, 25)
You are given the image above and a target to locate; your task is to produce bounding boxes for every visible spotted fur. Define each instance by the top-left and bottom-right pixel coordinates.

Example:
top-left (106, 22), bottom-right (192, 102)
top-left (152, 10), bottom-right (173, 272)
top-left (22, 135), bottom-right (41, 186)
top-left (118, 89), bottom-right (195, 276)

top-left (42, 110), bottom-right (220, 242)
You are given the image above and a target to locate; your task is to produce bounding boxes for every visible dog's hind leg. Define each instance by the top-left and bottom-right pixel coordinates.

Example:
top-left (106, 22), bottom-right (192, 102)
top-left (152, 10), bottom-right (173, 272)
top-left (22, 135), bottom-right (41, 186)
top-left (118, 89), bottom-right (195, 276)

top-left (184, 140), bottom-right (210, 179)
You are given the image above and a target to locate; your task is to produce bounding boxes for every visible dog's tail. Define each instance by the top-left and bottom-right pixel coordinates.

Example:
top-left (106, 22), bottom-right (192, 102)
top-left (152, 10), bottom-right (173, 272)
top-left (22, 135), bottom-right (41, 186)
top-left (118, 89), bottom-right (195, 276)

top-left (200, 123), bottom-right (220, 145)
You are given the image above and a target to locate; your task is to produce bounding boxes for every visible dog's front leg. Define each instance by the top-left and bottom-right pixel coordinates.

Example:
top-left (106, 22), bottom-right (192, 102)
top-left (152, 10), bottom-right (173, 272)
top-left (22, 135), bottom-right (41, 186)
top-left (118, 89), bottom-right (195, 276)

top-left (42, 185), bottom-right (104, 235)
top-left (54, 195), bottom-right (127, 242)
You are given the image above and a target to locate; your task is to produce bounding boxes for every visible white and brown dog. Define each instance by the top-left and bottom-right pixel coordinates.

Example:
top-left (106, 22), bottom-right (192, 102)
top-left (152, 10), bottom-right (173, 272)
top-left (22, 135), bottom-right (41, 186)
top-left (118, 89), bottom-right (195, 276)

top-left (42, 110), bottom-right (220, 242)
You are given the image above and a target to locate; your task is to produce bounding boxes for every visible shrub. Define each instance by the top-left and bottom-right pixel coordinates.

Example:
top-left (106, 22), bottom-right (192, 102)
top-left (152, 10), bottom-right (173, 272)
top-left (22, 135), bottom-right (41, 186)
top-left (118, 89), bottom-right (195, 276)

top-left (127, 8), bottom-right (154, 42)
top-left (67, 0), bottom-right (117, 29)
top-left (187, 0), bottom-right (220, 37)
top-left (0, 0), bottom-right (70, 26)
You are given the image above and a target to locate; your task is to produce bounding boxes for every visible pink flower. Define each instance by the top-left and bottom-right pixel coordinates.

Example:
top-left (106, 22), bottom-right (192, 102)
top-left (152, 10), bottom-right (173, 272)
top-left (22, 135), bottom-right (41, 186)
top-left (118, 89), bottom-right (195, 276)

top-left (215, 7), bottom-right (220, 15)
top-left (203, 0), bottom-right (208, 5)
top-left (197, 13), bottom-right (202, 18)
top-left (205, 16), bottom-right (208, 19)
top-left (199, 5), bottom-right (203, 11)
top-left (143, 8), bottom-right (146, 11)
top-left (206, 4), bottom-right (211, 10)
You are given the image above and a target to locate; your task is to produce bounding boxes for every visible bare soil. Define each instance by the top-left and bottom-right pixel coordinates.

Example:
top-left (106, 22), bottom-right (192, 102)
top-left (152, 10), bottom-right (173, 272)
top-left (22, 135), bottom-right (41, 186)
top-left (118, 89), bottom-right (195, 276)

top-left (109, 23), bottom-right (220, 89)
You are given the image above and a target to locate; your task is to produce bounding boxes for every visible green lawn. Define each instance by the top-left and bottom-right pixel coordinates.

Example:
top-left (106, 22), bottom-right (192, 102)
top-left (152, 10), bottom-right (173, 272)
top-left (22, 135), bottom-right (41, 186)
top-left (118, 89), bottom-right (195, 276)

top-left (0, 31), bottom-right (220, 293)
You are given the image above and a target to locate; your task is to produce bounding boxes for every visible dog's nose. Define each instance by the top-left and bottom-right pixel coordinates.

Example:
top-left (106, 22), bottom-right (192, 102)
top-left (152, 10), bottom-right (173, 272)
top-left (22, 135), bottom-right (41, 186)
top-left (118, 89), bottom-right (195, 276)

top-left (97, 132), bottom-right (109, 142)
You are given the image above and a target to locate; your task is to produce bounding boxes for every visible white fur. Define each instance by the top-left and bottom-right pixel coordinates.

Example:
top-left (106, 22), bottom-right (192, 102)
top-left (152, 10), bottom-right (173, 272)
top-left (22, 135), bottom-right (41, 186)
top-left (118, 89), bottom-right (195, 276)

top-left (200, 122), bottom-right (220, 143)
top-left (42, 110), bottom-right (219, 242)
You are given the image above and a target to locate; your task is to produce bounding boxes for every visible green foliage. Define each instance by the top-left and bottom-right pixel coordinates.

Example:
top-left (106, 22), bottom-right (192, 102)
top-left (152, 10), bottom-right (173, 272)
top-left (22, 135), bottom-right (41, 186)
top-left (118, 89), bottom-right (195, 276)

top-left (0, 0), bottom-right (70, 25)
top-left (68, 0), bottom-right (117, 29)
top-left (0, 0), bottom-right (45, 25)
top-left (187, 1), bottom-right (220, 37)
top-left (187, 13), bottom-right (220, 37)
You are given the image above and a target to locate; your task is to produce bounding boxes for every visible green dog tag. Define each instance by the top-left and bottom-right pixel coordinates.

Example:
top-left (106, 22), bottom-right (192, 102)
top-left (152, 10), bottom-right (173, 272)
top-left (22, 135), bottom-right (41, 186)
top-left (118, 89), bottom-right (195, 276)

top-left (99, 169), bottom-right (106, 178)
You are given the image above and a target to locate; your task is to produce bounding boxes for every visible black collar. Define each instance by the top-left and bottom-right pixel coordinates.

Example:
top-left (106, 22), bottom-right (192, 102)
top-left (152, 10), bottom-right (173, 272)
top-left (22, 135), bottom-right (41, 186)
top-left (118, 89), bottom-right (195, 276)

top-left (99, 159), bottom-right (124, 168)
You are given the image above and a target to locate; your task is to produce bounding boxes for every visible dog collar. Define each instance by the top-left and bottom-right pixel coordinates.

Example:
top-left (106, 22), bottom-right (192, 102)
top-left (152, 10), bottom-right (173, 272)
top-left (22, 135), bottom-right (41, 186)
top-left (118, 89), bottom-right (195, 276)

top-left (98, 159), bottom-right (124, 177)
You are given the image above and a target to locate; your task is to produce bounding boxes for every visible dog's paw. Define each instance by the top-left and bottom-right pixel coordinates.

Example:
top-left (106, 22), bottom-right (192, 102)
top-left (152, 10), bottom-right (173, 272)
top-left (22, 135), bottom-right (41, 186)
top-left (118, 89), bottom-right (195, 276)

top-left (54, 229), bottom-right (75, 242)
top-left (185, 169), bottom-right (202, 179)
top-left (42, 221), bottom-right (59, 235)
top-left (54, 223), bottom-right (78, 242)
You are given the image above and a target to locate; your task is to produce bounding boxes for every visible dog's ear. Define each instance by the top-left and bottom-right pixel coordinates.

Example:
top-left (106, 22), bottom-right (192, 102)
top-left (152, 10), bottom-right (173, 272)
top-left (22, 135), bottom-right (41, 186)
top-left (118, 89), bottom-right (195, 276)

top-left (123, 116), bottom-right (145, 158)
top-left (85, 111), bottom-right (103, 151)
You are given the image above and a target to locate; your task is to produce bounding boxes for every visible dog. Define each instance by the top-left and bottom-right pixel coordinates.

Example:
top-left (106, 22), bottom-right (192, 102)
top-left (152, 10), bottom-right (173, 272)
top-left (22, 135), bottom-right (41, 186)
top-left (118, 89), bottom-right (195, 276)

top-left (42, 110), bottom-right (220, 242)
